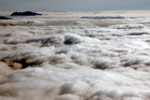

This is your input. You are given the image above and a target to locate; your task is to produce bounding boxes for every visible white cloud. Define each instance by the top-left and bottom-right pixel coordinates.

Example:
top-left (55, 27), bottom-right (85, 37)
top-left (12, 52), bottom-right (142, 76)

top-left (1, 11), bottom-right (150, 100)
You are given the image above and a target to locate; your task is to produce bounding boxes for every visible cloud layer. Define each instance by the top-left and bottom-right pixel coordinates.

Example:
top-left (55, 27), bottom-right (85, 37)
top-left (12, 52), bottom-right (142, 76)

top-left (1, 11), bottom-right (150, 100)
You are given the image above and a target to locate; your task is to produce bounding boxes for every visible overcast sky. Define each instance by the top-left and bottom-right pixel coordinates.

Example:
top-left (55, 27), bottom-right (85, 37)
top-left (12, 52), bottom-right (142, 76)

top-left (0, 0), bottom-right (150, 11)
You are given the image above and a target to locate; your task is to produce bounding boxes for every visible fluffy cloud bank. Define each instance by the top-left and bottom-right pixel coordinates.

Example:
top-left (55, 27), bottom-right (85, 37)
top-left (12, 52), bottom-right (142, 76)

top-left (1, 11), bottom-right (150, 100)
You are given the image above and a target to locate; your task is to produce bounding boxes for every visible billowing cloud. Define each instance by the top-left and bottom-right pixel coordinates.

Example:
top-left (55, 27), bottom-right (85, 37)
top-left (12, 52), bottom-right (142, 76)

top-left (1, 11), bottom-right (150, 100)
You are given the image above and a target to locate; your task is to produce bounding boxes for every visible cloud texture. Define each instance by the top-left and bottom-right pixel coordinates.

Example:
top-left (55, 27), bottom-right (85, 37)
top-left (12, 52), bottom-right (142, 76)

top-left (1, 11), bottom-right (150, 100)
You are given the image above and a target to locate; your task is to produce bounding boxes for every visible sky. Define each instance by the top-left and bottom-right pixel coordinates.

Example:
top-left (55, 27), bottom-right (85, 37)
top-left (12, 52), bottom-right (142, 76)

top-left (0, 0), bottom-right (150, 12)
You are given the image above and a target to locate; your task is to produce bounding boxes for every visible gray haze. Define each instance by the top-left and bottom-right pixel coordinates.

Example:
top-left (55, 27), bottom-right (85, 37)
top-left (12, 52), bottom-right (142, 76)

top-left (0, 0), bottom-right (150, 12)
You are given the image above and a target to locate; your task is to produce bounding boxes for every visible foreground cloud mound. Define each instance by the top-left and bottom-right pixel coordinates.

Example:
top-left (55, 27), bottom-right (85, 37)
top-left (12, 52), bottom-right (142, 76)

top-left (1, 11), bottom-right (150, 100)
